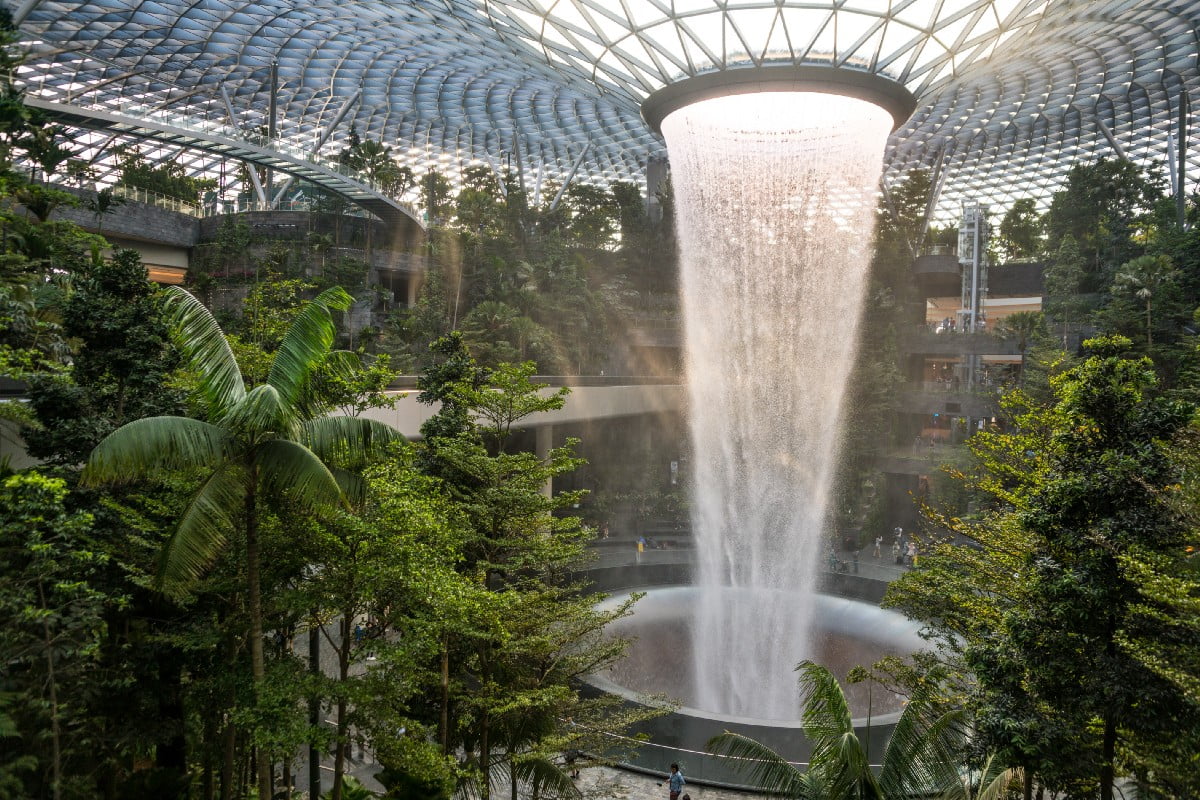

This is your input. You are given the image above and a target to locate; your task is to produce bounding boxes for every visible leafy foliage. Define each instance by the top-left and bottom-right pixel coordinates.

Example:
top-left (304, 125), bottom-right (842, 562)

top-left (708, 661), bottom-right (1015, 800)
top-left (113, 145), bottom-right (216, 204)
top-left (886, 336), bottom-right (1200, 798)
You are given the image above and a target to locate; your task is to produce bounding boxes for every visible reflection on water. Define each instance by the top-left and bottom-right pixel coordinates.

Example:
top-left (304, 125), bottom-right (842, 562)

top-left (599, 588), bottom-right (921, 721)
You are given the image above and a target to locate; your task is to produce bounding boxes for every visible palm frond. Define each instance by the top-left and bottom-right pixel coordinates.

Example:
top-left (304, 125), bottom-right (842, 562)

top-left (267, 286), bottom-right (352, 409)
top-left (962, 755), bottom-right (1022, 800)
top-left (322, 349), bottom-right (361, 383)
top-left (158, 463), bottom-right (246, 598)
top-left (797, 661), bottom-right (854, 746)
top-left (163, 286), bottom-right (245, 419)
top-left (879, 701), bottom-right (966, 799)
top-left (301, 416), bottom-right (404, 465)
top-left (454, 753), bottom-right (511, 800)
top-left (945, 753), bottom-right (1022, 800)
top-left (512, 756), bottom-right (582, 800)
top-left (225, 383), bottom-right (291, 436)
top-left (793, 661), bottom-right (876, 798)
top-left (821, 731), bottom-right (877, 800)
top-left (707, 731), bottom-right (810, 797)
top-left (82, 416), bottom-right (227, 486)
top-left (255, 439), bottom-right (345, 510)
top-left (299, 349), bottom-right (362, 417)
top-left (329, 466), bottom-right (367, 508)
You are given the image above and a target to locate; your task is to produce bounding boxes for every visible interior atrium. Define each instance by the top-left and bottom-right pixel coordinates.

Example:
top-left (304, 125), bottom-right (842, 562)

top-left (4, 2), bottom-right (1200, 800)
top-left (15, 0), bottom-right (1200, 221)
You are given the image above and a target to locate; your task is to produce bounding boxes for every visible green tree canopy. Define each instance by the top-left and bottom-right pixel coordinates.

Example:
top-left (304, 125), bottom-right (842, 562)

top-left (82, 285), bottom-right (403, 800)
top-left (886, 335), bottom-right (1200, 799)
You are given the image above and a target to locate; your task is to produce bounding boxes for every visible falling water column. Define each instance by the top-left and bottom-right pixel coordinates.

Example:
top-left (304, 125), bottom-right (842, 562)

top-left (658, 92), bottom-right (894, 720)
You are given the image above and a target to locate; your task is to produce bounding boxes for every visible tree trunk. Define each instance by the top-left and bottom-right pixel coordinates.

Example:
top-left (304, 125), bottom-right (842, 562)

top-left (1145, 299), bottom-right (1153, 347)
top-left (202, 711), bottom-right (215, 800)
top-left (156, 654), bottom-right (187, 771)
top-left (1100, 710), bottom-right (1116, 800)
top-left (220, 717), bottom-right (235, 800)
top-left (114, 377), bottom-right (127, 425)
top-left (440, 634), bottom-right (450, 755)
top-left (480, 708), bottom-right (490, 800)
top-left (332, 612), bottom-right (352, 800)
top-left (245, 485), bottom-right (273, 800)
top-left (1023, 768), bottom-right (1032, 800)
top-left (309, 622), bottom-right (322, 800)
top-left (38, 581), bottom-right (62, 800)
top-left (510, 761), bottom-right (518, 800)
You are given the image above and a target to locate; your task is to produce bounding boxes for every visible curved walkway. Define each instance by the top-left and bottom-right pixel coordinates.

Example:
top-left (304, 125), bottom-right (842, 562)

top-left (26, 97), bottom-right (424, 229)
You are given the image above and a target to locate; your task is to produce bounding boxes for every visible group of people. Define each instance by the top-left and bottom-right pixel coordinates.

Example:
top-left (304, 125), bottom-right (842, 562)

top-left (874, 526), bottom-right (919, 567)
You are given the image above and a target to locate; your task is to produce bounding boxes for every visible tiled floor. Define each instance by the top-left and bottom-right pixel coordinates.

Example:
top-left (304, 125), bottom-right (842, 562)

top-left (575, 765), bottom-right (766, 800)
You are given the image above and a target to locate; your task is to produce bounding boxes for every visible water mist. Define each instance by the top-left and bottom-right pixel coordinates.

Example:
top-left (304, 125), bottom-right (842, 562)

top-left (660, 92), bottom-right (892, 720)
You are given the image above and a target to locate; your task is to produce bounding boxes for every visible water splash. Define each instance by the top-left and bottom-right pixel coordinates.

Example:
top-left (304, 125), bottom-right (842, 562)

top-left (660, 92), bottom-right (892, 720)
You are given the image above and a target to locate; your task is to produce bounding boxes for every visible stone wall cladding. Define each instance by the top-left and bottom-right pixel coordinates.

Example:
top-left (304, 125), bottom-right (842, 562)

top-left (50, 186), bottom-right (201, 248)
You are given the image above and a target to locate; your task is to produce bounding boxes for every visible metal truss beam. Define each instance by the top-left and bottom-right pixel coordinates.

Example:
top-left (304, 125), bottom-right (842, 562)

top-left (28, 97), bottom-right (424, 229)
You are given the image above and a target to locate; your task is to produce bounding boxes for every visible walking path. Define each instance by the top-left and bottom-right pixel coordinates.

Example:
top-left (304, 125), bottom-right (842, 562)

top-left (572, 765), bottom-right (769, 800)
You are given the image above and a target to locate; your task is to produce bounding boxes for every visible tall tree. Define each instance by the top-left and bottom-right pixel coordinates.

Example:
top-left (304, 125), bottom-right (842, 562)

top-left (290, 447), bottom-right (468, 800)
top-left (417, 358), bottom-right (651, 800)
top-left (1043, 159), bottom-right (1163, 291)
top-left (81, 285), bottom-right (402, 800)
top-left (0, 472), bottom-right (111, 800)
top-left (1043, 234), bottom-right (1088, 348)
top-left (887, 335), bottom-right (1200, 799)
top-left (996, 197), bottom-right (1043, 261)
top-left (1111, 253), bottom-right (1180, 347)
top-left (23, 248), bottom-right (182, 464)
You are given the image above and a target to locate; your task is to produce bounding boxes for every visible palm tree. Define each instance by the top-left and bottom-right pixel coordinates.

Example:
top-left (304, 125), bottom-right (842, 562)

top-left (1112, 253), bottom-right (1179, 347)
top-left (84, 186), bottom-right (126, 234)
top-left (82, 285), bottom-right (403, 800)
top-left (708, 661), bottom-right (1018, 800)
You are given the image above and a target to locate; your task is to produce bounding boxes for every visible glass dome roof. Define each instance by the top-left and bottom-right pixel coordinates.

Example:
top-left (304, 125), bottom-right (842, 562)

top-left (12, 0), bottom-right (1200, 220)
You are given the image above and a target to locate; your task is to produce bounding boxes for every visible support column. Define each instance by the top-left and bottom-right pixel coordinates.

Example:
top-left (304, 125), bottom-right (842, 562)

top-left (266, 61), bottom-right (279, 198)
top-left (535, 425), bottom-right (553, 499)
top-left (549, 147), bottom-right (589, 212)
top-left (1177, 89), bottom-right (1190, 229)
top-left (406, 273), bottom-right (419, 307)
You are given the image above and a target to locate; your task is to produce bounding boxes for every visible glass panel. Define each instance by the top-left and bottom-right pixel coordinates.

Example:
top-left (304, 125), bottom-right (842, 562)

top-left (760, 9), bottom-right (792, 62)
top-left (725, 7), bottom-right (778, 59)
top-left (780, 7), bottom-right (836, 60)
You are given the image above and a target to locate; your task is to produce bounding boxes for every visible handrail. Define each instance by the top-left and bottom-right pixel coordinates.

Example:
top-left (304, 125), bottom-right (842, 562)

top-left (110, 183), bottom-right (201, 217)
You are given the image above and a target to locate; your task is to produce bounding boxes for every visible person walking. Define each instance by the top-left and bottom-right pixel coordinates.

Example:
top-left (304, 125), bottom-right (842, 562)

top-left (873, 535), bottom-right (882, 558)
top-left (666, 763), bottom-right (685, 800)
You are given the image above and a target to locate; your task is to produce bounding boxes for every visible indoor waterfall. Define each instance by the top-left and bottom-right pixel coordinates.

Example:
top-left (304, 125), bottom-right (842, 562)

top-left (660, 92), bottom-right (893, 720)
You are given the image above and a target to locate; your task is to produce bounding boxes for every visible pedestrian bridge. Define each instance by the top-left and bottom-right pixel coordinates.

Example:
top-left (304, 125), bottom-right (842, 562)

top-left (27, 97), bottom-right (424, 230)
top-left (355, 380), bottom-right (685, 438)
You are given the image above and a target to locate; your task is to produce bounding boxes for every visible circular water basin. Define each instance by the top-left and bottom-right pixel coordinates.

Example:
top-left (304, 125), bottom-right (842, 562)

top-left (593, 586), bottom-right (922, 725)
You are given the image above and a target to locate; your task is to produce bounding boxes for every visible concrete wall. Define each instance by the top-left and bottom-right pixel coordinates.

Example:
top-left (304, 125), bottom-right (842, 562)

top-left (51, 189), bottom-right (201, 249)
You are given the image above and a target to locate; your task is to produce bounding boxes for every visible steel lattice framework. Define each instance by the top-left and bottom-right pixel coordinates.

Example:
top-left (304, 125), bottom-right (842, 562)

top-left (12, 0), bottom-right (1200, 221)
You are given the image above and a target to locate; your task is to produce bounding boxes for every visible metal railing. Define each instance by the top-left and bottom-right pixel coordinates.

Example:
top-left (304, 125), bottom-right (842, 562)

top-left (29, 82), bottom-right (424, 219)
top-left (102, 186), bottom-right (379, 221)
top-left (109, 183), bottom-right (201, 217)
